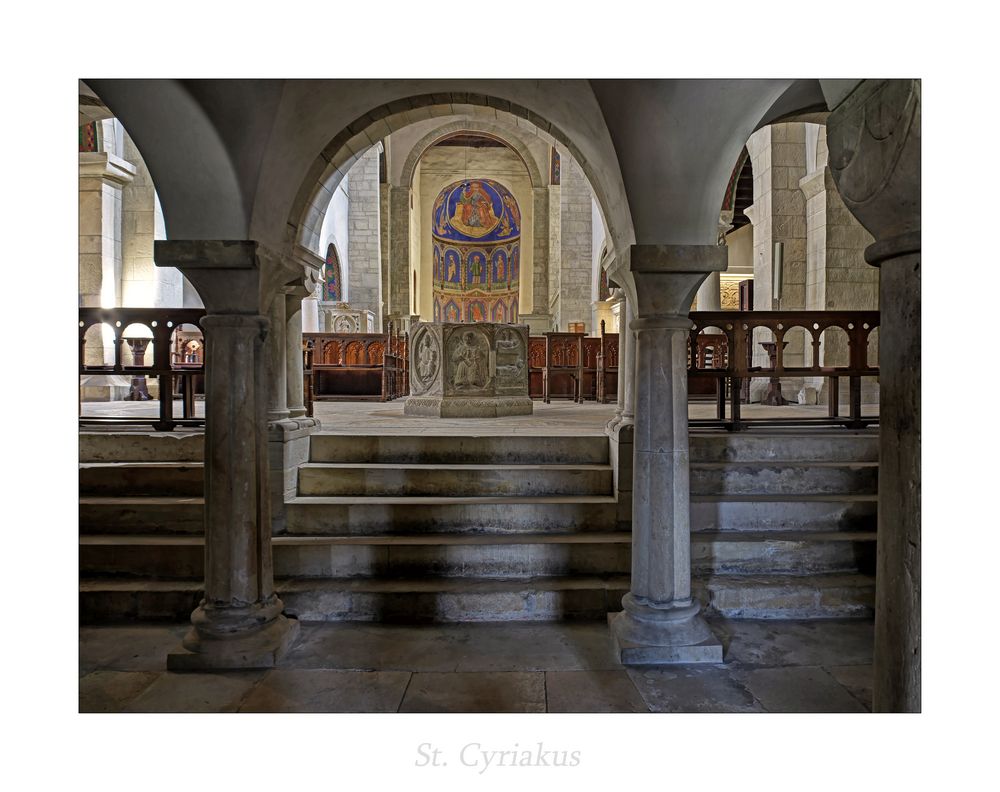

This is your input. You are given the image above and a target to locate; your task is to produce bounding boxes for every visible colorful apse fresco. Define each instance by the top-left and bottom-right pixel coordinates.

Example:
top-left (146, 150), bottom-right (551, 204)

top-left (432, 178), bottom-right (520, 324)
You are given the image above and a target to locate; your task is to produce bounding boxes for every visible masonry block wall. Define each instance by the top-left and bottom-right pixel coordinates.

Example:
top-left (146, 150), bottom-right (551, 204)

top-left (347, 147), bottom-right (383, 330)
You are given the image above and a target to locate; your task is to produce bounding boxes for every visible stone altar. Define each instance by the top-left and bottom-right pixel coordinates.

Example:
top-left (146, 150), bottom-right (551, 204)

top-left (404, 322), bottom-right (533, 417)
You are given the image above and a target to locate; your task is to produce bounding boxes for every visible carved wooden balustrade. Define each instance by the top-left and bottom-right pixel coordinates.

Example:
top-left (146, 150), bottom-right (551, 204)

top-left (303, 324), bottom-right (408, 412)
top-left (688, 310), bottom-right (880, 430)
top-left (79, 307), bottom-right (207, 430)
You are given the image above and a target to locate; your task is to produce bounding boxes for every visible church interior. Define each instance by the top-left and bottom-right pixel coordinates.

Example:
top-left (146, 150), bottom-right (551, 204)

top-left (71, 77), bottom-right (921, 721)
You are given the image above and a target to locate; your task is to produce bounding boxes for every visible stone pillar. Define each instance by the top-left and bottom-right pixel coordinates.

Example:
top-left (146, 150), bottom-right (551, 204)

top-left (286, 294), bottom-right (307, 419)
top-left (620, 298), bottom-right (636, 426)
top-left (558, 157), bottom-right (594, 332)
top-left (347, 147), bottom-right (383, 330)
top-left (264, 293), bottom-right (289, 423)
top-left (531, 186), bottom-right (550, 319)
top-left (826, 79), bottom-right (921, 712)
top-left (388, 185), bottom-right (411, 318)
top-left (157, 240), bottom-right (299, 670)
top-left (695, 271), bottom-right (721, 312)
top-left (609, 244), bottom-right (726, 665)
top-left (606, 287), bottom-right (626, 431)
top-left (79, 150), bottom-right (135, 397)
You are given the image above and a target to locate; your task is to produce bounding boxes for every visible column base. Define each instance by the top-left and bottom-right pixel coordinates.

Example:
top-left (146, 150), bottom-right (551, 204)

top-left (167, 613), bottom-right (300, 671)
top-left (609, 594), bottom-right (722, 665)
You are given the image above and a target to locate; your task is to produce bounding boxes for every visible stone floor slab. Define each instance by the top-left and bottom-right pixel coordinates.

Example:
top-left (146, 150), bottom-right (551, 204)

top-left (827, 664), bottom-right (873, 711)
top-left (79, 624), bottom-right (187, 674)
top-left (626, 666), bottom-right (764, 713)
top-left (710, 619), bottom-right (873, 667)
top-left (122, 671), bottom-right (265, 713)
top-left (739, 666), bottom-right (868, 713)
top-left (400, 671), bottom-right (545, 713)
top-left (79, 671), bottom-right (161, 713)
top-left (282, 622), bottom-right (623, 672)
top-left (545, 670), bottom-right (648, 713)
top-left (238, 669), bottom-right (411, 712)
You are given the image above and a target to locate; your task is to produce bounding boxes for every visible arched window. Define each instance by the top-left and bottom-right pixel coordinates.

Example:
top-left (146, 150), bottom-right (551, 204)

top-left (323, 243), bottom-right (343, 302)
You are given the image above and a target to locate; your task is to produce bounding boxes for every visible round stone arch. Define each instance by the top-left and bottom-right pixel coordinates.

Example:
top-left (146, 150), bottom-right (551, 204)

top-left (287, 93), bottom-right (632, 265)
top-left (397, 120), bottom-right (546, 190)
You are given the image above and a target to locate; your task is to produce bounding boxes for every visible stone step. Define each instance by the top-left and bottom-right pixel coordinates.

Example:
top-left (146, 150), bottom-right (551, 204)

top-left (690, 531), bottom-right (875, 575)
top-left (285, 495), bottom-right (621, 534)
top-left (79, 533), bottom-right (631, 579)
top-left (689, 462), bottom-right (878, 496)
top-left (309, 434), bottom-right (610, 465)
top-left (694, 573), bottom-right (876, 619)
top-left (79, 462), bottom-right (204, 497)
top-left (688, 432), bottom-right (878, 463)
top-left (79, 496), bottom-right (204, 534)
top-left (690, 495), bottom-right (877, 532)
top-left (79, 431), bottom-right (204, 463)
top-left (80, 571), bottom-right (874, 623)
top-left (297, 463), bottom-right (614, 497)
top-left (80, 530), bottom-right (874, 579)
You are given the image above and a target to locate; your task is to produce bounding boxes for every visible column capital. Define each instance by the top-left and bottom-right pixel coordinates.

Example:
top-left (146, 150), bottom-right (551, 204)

top-left (628, 244), bottom-right (727, 318)
top-left (79, 151), bottom-right (137, 187)
top-left (826, 79), bottom-right (920, 266)
top-left (155, 240), bottom-right (262, 314)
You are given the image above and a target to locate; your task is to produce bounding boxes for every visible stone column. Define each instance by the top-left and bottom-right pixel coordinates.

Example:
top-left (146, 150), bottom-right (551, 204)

top-left (156, 240), bottom-right (299, 670)
top-left (826, 79), bottom-right (921, 712)
top-left (264, 292), bottom-right (289, 423)
top-left (609, 244), bottom-right (726, 665)
top-left (286, 293), bottom-right (307, 418)
top-left (620, 298), bottom-right (636, 426)
top-left (606, 287), bottom-right (626, 432)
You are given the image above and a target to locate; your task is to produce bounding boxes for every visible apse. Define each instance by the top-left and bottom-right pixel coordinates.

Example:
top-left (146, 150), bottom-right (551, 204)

top-left (431, 178), bottom-right (520, 324)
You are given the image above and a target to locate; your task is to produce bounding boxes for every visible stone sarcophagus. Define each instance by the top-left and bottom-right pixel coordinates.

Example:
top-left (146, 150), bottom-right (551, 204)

top-left (405, 322), bottom-right (533, 417)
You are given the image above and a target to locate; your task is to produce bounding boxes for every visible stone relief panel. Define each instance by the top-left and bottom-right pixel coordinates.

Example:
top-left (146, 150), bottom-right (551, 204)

top-left (410, 325), bottom-right (441, 396)
top-left (495, 325), bottom-right (528, 394)
top-left (444, 325), bottom-right (493, 396)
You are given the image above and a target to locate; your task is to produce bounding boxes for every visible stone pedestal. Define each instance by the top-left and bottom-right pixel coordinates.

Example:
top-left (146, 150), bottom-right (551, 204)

top-left (609, 244), bottom-right (726, 665)
top-left (405, 322), bottom-right (532, 418)
top-left (518, 312), bottom-right (553, 336)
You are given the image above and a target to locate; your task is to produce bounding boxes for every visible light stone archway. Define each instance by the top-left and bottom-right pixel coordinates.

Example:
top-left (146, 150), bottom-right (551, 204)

top-left (397, 119), bottom-right (547, 190)
top-left (287, 93), bottom-right (632, 279)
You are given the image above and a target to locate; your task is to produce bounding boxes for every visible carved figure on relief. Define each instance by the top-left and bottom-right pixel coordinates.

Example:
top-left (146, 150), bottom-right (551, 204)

top-left (417, 334), bottom-right (439, 382)
top-left (452, 332), bottom-right (487, 389)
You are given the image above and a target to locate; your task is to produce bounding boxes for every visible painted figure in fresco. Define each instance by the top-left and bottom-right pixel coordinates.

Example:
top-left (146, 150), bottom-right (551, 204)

top-left (469, 302), bottom-right (485, 323)
top-left (451, 181), bottom-right (497, 235)
top-left (446, 252), bottom-right (458, 283)
top-left (445, 302), bottom-right (460, 322)
top-left (496, 255), bottom-right (505, 283)
top-left (453, 331), bottom-right (487, 389)
top-left (469, 253), bottom-right (485, 283)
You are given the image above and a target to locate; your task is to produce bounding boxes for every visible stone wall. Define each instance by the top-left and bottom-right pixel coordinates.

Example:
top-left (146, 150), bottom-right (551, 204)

top-left (555, 156), bottom-right (593, 332)
top-left (346, 147), bottom-right (383, 329)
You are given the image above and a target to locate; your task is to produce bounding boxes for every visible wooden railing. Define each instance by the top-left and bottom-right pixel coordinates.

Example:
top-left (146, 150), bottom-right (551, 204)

top-left (688, 310), bottom-right (880, 430)
top-left (302, 323), bottom-right (408, 413)
top-left (79, 307), bottom-right (206, 430)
